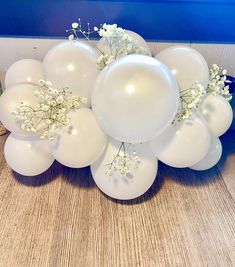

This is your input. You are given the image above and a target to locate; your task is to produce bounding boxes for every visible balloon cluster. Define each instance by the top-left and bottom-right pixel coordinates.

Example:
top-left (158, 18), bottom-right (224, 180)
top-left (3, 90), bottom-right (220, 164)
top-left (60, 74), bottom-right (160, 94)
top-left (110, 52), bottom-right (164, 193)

top-left (0, 23), bottom-right (233, 200)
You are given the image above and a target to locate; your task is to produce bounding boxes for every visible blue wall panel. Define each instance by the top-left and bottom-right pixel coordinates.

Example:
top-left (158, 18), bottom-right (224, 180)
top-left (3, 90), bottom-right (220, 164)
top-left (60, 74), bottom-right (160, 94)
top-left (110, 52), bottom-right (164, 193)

top-left (0, 1), bottom-right (235, 42)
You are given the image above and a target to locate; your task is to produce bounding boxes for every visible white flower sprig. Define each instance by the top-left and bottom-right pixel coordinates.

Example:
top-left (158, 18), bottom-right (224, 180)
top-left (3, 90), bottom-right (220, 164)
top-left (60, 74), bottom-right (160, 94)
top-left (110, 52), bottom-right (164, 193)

top-left (174, 82), bottom-right (207, 123)
top-left (96, 23), bottom-right (151, 69)
top-left (13, 80), bottom-right (87, 139)
top-left (207, 64), bottom-right (232, 101)
top-left (105, 142), bottom-right (140, 178)
top-left (67, 19), bottom-right (151, 69)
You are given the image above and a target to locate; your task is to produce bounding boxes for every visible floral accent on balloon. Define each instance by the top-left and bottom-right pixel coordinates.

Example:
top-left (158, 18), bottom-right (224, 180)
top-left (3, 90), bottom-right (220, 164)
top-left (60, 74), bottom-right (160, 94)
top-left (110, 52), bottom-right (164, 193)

top-left (105, 142), bottom-right (141, 178)
top-left (67, 20), bottom-right (151, 69)
top-left (12, 80), bottom-right (87, 139)
top-left (207, 64), bottom-right (232, 101)
top-left (174, 82), bottom-right (207, 122)
top-left (174, 64), bottom-right (232, 123)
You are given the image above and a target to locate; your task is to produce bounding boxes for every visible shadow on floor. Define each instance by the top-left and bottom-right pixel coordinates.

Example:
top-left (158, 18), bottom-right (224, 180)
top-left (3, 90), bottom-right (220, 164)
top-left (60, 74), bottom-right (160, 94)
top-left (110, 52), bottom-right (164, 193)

top-left (13, 160), bottom-right (62, 187)
top-left (61, 165), bottom-right (95, 188)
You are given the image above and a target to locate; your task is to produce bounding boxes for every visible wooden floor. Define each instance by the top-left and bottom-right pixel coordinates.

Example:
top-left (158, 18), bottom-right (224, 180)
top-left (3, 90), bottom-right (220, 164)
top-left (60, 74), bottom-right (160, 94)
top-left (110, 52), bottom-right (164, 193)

top-left (0, 132), bottom-right (234, 267)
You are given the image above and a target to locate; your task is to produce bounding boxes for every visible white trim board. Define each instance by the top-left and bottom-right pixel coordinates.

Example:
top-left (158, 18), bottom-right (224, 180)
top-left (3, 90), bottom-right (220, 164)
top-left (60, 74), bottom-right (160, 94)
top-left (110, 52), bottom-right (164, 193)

top-left (0, 38), bottom-right (235, 87)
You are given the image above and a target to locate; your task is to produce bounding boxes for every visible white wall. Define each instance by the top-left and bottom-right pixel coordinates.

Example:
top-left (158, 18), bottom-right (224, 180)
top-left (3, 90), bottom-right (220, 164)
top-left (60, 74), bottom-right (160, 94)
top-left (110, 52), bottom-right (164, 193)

top-left (0, 37), bottom-right (235, 88)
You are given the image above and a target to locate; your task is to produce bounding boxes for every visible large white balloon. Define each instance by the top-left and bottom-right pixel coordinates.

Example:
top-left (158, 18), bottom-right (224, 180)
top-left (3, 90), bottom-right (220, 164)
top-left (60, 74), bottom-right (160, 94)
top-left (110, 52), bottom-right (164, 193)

top-left (150, 114), bottom-right (211, 168)
top-left (190, 136), bottom-right (222, 171)
top-left (96, 29), bottom-right (151, 56)
top-left (91, 138), bottom-right (158, 200)
top-left (4, 134), bottom-right (54, 176)
top-left (92, 54), bottom-right (179, 143)
top-left (5, 59), bottom-right (43, 89)
top-left (156, 46), bottom-right (209, 91)
top-left (0, 83), bottom-right (39, 136)
top-left (43, 41), bottom-right (99, 107)
top-left (199, 94), bottom-right (233, 137)
top-left (49, 108), bottom-right (107, 168)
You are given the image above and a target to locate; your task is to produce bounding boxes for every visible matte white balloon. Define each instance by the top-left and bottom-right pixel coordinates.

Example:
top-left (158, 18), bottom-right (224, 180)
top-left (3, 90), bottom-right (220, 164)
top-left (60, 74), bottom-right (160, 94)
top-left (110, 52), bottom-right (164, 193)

top-left (199, 94), bottom-right (233, 137)
top-left (190, 136), bottom-right (222, 171)
top-left (43, 41), bottom-right (99, 107)
top-left (4, 134), bottom-right (54, 176)
top-left (49, 108), bottom-right (107, 168)
top-left (5, 59), bottom-right (43, 89)
top-left (92, 54), bottom-right (179, 143)
top-left (150, 114), bottom-right (211, 168)
top-left (97, 29), bottom-right (151, 56)
top-left (91, 139), bottom-right (158, 200)
top-left (0, 83), bottom-right (39, 136)
top-left (156, 46), bottom-right (209, 91)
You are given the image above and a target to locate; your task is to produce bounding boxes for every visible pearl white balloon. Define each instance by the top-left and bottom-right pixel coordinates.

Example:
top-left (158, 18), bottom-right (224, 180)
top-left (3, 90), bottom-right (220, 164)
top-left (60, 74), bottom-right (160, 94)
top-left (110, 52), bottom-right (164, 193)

top-left (49, 108), bottom-right (107, 168)
top-left (190, 136), bottom-right (222, 171)
top-left (4, 134), bottom-right (54, 176)
top-left (0, 83), bottom-right (39, 136)
top-left (43, 41), bottom-right (99, 107)
top-left (150, 114), bottom-right (211, 168)
top-left (5, 59), bottom-right (43, 89)
top-left (156, 46), bottom-right (209, 91)
top-left (91, 138), bottom-right (158, 200)
top-left (92, 54), bottom-right (179, 143)
top-left (97, 29), bottom-right (151, 56)
top-left (199, 94), bottom-right (233, 137)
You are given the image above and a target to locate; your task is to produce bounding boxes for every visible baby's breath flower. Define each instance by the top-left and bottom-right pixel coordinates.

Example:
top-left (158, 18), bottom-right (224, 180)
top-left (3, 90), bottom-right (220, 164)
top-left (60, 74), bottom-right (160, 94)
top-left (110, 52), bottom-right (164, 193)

top-left (207, 64), bottom-right (232, 101)
top-left (13, 80), bottom-right (86, 139)
top-left (105, 142), bottom-right (140, 178)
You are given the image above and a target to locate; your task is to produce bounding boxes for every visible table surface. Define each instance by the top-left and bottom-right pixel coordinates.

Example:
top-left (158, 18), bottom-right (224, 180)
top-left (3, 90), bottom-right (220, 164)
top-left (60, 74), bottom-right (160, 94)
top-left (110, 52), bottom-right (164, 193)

top-left (0, 131), bottom-right (234, 267)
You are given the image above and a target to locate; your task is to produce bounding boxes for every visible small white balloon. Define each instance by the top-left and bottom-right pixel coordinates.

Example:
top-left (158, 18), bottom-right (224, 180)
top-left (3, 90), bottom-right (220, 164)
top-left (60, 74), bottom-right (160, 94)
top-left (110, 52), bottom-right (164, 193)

top-left (49, 108), bottom-right (107, 168)
top-left (199, 94), bottom-right (233, 137)
top-left (5, 59), bottom-right (43, 89)
top-left (96, 29), bottom-right (151, 56)
top-left (4, 134), bottom-right (54, 176)
top-left (150, 114), bottom-right (211, 168)
top-left (92, 54), bottom-right (179, 143)
top-left (190, 136), bottom-right (222, 171)
top-left (91, 138), bottom-right (158, 200)
top-left (43, 41), bottom-right (99, 107)
top-left (156, 46), bottom-right (209, 91)
top-left (0, 83), bottom-right (39, 136)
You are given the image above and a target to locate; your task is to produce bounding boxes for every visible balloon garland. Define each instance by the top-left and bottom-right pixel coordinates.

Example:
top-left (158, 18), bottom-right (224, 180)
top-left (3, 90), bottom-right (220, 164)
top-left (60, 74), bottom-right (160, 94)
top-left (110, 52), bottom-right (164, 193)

top-left (0, 21), bottom-right (233, 200)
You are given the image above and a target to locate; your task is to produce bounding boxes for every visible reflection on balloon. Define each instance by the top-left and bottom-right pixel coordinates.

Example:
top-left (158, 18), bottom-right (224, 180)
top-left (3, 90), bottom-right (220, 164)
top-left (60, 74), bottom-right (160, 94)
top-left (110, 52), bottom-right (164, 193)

top-left (91, 138), bottom-right (158, 200)
top-left (0, 83), bottom-right (39, 136)
top-left (4, 133), bottom-right (54, 176)
top-left (49, 108), bottom-right (107, 168)
top-left (150, 114), bottom-right (211, 168)
top-left (199, 94), bottom-right (233, 137)
top-left (43, 41), bottom-right (99, 107)
top-left (92, 54), bottom-right (179, 143)
top-left (96, 29), bottom-right (151, 56)
top-left (5, 59), bottom-right (43, 89)
top-left (190, 136), bottom-right (222, 171)
top-left (156, 46), bottom-right (209, 91)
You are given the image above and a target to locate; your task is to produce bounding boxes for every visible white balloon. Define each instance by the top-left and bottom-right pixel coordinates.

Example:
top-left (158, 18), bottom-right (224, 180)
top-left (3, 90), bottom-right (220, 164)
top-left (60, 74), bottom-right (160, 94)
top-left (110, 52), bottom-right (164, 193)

top-left (43, 41), bottom-right (99, 107)
top-left (199, 94), bottom-right (233, 137)
top-left (91, 138), bottom-right (158, 200)
top-left (92, 54), bottom-right (179, 143)
top-left (0, 83), bottom-right (39, 136)
top-left (156, 46), bottom-right (209, 91)
top-left (190, 136), bottom-right (222, 171)
top-left (97, 29), bottom-right (151, 56)
top-left (4, 134), bottom-right (54, 176)
top-left (150, 114), bottom-right (211, 168)
top-left (5, 59), bottom-right (43, 89)
top-left (49, 108), bottom-right (107, 168)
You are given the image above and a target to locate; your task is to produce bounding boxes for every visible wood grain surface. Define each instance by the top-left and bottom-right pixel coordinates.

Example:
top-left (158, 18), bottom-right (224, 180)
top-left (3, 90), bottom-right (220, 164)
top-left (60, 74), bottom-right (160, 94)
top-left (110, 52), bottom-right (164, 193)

top-left (0, 131), bottom-right (234, 267)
